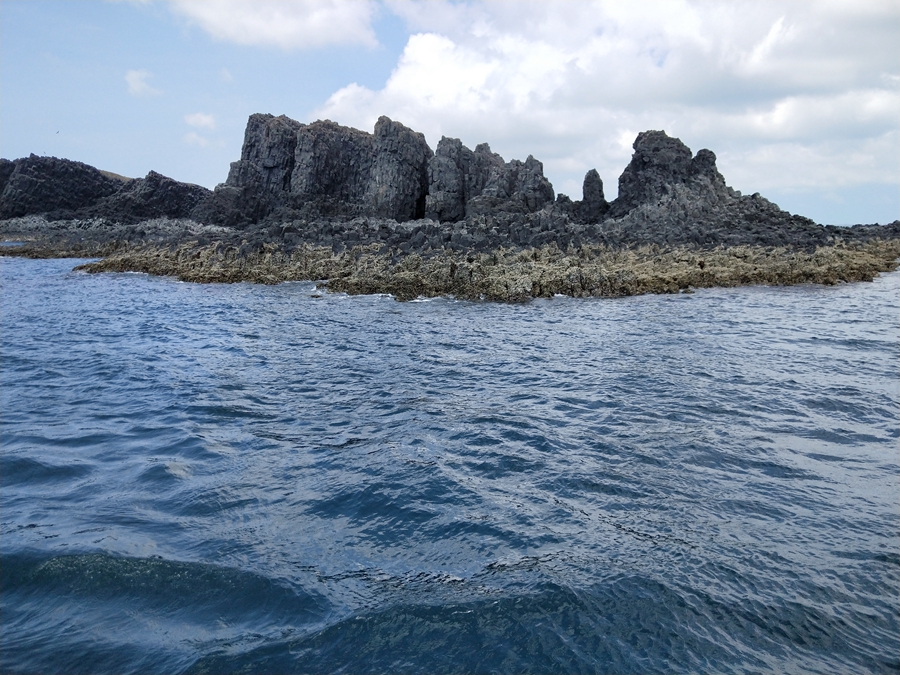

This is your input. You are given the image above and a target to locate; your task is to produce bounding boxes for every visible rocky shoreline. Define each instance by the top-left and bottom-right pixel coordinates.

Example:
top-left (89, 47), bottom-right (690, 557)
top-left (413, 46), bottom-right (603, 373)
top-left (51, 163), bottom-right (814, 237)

top-left (64, 238), bottom-right (898, 303)
top-left (2, 114), bottom-right (899, 301)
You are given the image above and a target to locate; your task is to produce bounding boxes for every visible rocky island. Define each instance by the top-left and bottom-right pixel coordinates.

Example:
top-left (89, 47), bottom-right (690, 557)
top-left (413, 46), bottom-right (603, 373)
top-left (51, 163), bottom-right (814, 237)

top-left (2, 114), bottom-right (898, 301)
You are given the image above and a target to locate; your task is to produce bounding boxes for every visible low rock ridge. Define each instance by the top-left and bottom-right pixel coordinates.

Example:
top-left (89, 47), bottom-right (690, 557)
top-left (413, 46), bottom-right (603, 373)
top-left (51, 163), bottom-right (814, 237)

top-left (2, 114), bottom-right (898, 255)
top-left (0, 155), bottom-right (210, 224)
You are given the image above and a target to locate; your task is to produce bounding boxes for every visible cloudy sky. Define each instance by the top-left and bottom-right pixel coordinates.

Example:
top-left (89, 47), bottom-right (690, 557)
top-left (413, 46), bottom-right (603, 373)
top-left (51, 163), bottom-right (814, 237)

top-left (2, 0), bottom-right (897, 224)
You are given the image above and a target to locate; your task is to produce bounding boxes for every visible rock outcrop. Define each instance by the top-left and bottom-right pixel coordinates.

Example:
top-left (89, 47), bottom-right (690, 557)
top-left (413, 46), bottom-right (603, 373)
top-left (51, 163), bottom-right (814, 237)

top-left (606, 130), bottom-right (733, 220)
top-left (578, 169), bottom-right (609, 223)
top-left (216, 114), bottom-right (432, 224)
top-left (85, 170), bottom-right (212, 224)
top-left (366, 116), bottom-right (433, 220)
top-left (226, 113), bottom-right (304, 196)
top-left (599, 130), bottom-right (827, 249)
top-left (0, 155), bottom-right (124, 220)
top-left (3, 114), bottom-right (898, 263)
top-left (425, 137), bottom-right (554, 222)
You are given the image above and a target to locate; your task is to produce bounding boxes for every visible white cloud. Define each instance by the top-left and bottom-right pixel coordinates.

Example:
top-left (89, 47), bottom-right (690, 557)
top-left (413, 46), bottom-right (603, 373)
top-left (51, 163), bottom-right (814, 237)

top-left (167, 0), bottom-right (378, 50)
top-left (315, 0), bottom-right (899, 202)
top-left (219, 67), bottom-right (233, 83)
top-left (185, 112), bottom-right (216, 130)
top-left (719, 130), bottom-right (900, 192)
top-left (125, 69), bottom-right (161, 97)
top-left (183, 131), bottom-right (210, 147)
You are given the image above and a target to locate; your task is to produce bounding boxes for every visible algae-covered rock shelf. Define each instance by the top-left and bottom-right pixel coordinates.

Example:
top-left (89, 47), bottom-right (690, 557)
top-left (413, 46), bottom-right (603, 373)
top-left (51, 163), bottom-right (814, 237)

top-left (70, 239), bottom-right (900, 303)
top-left (2, 113), bottom-right (898, 300)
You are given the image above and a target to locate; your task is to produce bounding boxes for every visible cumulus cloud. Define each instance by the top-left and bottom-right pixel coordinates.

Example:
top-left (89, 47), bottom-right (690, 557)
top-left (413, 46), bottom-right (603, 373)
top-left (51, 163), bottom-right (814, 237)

top-left (168, 0), bottom-right (378, 50)
top-left (316, 0), bottom-right (899, 202)
top-left (185, 112), bottom-right (216, 130)
top-left (125, 69), bottom-right (161, 97)
top-left (183, 131), bottom-right (210, 147)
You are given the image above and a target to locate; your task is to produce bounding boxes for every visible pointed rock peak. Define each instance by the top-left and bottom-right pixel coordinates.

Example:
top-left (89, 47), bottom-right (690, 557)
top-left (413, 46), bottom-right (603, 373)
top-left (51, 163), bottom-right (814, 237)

top-left (691, 148), bottom-right (718, 177)
top-left (631, 130), bottom-right (693, 169)
top-left (582, 169), bottom-right (604, 202)
top-left (611, 130), bottom-right (695, 216)
top-left (579, 169), bottom-right (608, 223)
top-left (436, 136), bottom-right (463, 150)
top-left (374, 115), bottom-right (400, 135)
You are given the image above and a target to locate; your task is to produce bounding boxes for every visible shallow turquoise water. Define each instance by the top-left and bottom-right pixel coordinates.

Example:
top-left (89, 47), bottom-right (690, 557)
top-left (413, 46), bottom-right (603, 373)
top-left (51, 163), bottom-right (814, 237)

top-left (2, 256), bottom-right (898, 674)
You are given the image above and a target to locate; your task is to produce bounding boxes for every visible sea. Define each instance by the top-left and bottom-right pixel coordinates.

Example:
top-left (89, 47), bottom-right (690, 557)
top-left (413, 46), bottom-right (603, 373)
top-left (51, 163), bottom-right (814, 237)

top-left (1, 254), bottom-right (898, 675)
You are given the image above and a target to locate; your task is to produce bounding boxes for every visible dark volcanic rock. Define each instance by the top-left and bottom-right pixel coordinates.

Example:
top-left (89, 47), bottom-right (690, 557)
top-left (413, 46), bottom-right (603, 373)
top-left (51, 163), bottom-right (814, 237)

top-left (5, 113), bottom-right (898, 262)
top-left (610, 130), bottom-right (694, 217)
top-left (425, 138), bottom-right (503, 222)
top-left (367, 116), bottom-right (433, 220)
top-left (86, 170), bottom-right (211, 224)
top-left (221, 115), bottom-right (433, 224)
top-left (213, 113), bottom-right (306, 225)
top-left (226, 113), bottom-right (305, 195)
top-left (425, 137), bottom-right (554, 222)
top-left (481, 154), bottom-right (555, 212)
top-left (0, 158), bottom-right (16, 197)
top-left (577, 169), bottom-right (609, 223)
top-left (291, 119), bottom-right (375, 204)
top-left (588, 130), bottom-right (841, 249)
top-left (0, 155), bottom-right (123, 219)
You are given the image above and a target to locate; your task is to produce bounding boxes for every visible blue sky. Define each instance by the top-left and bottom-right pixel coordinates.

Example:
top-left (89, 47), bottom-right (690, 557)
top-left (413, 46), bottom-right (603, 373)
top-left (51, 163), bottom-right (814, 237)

top-left (2, 0), bottom-right (898, 225)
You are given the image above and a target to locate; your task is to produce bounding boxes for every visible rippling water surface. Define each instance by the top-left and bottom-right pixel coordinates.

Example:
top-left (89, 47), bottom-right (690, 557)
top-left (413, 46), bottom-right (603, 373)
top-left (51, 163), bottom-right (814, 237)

top-left (2, 256), bottom-right (898, 674)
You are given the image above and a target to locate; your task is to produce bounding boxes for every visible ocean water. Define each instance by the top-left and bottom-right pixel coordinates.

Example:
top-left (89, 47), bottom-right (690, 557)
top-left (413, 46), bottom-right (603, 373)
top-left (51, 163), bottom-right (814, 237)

top-left (1, 255), bottom-right (898, 675)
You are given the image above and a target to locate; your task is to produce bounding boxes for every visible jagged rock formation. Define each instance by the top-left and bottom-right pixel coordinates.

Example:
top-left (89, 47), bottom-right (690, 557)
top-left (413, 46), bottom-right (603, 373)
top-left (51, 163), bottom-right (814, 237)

top-left (3, 115), bottom-right (899, 262)
top-left (600, 130), bottom-right (827, 249)
top-left (210, 114), bottom-right (433, 224)
top-left (425, 137), bottom-right (554, 221)
top-left (607, 130), bottom-right (732, 218)
top-left (227, 114), bottom-right (304, 196)
top-left (209, 113), bottom-right (305, 225)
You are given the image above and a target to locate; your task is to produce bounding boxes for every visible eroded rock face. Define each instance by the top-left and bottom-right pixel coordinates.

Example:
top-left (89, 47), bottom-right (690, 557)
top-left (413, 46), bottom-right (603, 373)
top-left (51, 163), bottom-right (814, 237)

top-left (367, 116), bottom-right (433, 220)
top-left (608, 131), bottom-right (740, 218)
top-left (222, 115), bottom-right (433, 223)
top-left (426, 139), bottom-right (502, 222)
top-left (290, 119), bottom-right (374, 203)
top-left (0, 155), bottom-right (123, 220)
top-left (610, 130), bottom-right (695, 217)
top-left (212, 114), bottom-right (307, 225)
top-left (9, 114), bottom-right (888, 258)
top-left (226, 113), bottom-right (305, 195)
top-left (88, 170), bottom-right (211, 223)
top-left (425, 137), bottom-right (554, 222)
top-left (578, 169), bottom-right (608, 223)
top-left (0, 159), bottom-right (16, 198)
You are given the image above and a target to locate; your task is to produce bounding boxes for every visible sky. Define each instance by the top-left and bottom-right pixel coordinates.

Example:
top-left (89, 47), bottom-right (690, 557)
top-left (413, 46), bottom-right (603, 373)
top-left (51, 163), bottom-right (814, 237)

top-left (1, 0), bottom-right (898, 225)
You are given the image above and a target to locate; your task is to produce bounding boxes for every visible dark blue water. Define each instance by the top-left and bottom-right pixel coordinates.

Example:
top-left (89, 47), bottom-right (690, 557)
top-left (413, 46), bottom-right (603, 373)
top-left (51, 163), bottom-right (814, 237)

top-left (2, 256), bottom-right (898, 675)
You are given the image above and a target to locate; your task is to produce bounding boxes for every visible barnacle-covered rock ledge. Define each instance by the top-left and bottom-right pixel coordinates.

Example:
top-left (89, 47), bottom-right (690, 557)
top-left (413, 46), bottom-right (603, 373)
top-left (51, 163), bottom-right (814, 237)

top-left (2, 115), bottom-right (898, 301)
